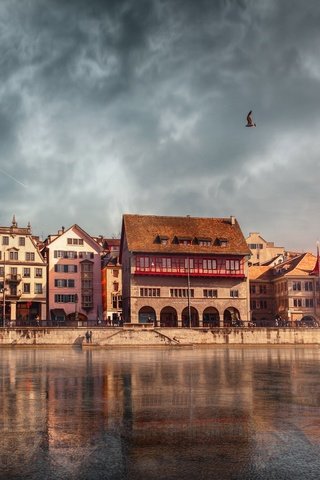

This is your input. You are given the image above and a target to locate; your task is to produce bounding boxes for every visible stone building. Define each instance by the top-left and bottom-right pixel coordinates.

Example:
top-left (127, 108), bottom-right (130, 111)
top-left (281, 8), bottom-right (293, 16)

top-left (0, 216), bottom-right (47, 325)
top-left (249, 252), bottom-right (320, 326)
top-left (101, 239), bottom-right (122, 325)
top-left (120, 214), bottom-right (251, 327)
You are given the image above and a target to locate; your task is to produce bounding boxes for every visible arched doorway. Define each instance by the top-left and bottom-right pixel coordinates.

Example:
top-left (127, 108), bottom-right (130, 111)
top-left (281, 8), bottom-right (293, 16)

top-left (160, 306), bottom-right (177, 327)
top-left (203, 307), bottom-right (219, 327)
top-left (138, 306), bottom-right (156, 324)
top-left (224, 307), bottom-right (242, 327)
top-left (182, 306), bottom-right (199, 327)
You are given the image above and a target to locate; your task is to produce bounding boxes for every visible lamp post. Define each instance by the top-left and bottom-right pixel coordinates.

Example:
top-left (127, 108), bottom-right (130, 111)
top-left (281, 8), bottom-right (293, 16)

top-left (74, 294), bottom-right (79, 324)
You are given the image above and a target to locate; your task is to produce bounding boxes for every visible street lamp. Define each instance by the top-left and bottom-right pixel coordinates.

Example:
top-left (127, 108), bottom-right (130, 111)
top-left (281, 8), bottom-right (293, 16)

top-left (74, 294), bottom-right (79, 324)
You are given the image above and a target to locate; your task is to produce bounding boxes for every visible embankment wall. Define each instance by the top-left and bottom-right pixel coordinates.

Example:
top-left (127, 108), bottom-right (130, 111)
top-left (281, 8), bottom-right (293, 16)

top-left (0, 327), bottom-right (320, 346)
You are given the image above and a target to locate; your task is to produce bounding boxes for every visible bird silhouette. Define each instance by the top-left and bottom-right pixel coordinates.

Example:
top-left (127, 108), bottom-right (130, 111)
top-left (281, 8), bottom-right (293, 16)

top-left (246, 110), bottom-right (256, 127)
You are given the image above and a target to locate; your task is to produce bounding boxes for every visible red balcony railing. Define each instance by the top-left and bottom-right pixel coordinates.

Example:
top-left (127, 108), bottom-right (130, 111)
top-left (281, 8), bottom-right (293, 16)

top-left (134, 255), bottom-right (245, 278)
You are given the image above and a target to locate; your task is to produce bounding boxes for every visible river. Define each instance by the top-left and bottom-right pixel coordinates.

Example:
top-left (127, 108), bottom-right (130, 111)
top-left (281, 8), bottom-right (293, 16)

top-left (0, 346), bottom-right (319, 479)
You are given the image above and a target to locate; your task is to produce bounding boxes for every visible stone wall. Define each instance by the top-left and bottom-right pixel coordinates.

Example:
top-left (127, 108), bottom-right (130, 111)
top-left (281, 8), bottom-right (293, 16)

top-left (0, 327), bottom-right (320, 346)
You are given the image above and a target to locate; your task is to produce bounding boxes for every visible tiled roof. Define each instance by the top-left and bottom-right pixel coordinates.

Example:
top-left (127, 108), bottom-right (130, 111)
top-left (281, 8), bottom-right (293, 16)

top-left (249, 266), bottom-right (273, 281)
top-left (121, 214), bottom-right (251, 255)
top-left (273, 252), bottom-right (317, 277)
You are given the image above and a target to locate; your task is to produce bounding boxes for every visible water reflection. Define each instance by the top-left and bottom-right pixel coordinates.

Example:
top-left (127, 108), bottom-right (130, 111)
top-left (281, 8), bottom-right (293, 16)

top-left (0, 347), bottom-right (319, 479)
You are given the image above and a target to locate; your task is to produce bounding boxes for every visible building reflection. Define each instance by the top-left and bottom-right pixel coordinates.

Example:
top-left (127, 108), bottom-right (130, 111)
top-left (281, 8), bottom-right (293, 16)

top-left (0, 347), bottom-right (319, 479)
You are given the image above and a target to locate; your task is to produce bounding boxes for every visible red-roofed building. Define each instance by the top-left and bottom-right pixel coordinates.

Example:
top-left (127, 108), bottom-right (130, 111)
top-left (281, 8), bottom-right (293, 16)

top-left (249, 252), bottom-right (320, 326)
top-left (120, 214), bottom-right (251, 327)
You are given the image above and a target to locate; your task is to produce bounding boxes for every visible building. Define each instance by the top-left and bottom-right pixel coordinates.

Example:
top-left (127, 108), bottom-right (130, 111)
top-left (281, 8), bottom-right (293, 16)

top-left (249, 252), bottom-right (320, 326)
top-left (249, 266), bottom-right (275, 326)
top-left (246, 232), bottom-right (285, 265)
top-left (0, 216), bottom-right (47, 326)
top-left (120, 214), bottom-right (251, 327)
top-left (101, 239), bottom-right (122, 325)
top-left (43, 225), bottom-right (103, 326)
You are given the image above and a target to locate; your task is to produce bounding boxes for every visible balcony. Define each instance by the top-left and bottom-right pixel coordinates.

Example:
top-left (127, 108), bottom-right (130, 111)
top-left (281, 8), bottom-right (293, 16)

top-left (5, 274), bottom-right (22, 284)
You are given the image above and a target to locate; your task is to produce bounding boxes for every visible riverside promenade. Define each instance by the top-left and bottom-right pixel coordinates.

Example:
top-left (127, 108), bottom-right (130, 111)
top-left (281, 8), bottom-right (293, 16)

top-left (0, 326), bottom-right (320, 346)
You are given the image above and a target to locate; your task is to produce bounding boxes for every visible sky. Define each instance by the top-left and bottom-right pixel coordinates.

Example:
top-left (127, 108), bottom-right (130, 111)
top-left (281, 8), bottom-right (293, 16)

top-left (0, 0), bottom-right (320, 252)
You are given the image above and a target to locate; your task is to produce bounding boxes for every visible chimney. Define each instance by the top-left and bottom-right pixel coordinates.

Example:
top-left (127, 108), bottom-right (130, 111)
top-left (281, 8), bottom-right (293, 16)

top-left (230, 215), bottom-right (235, 225)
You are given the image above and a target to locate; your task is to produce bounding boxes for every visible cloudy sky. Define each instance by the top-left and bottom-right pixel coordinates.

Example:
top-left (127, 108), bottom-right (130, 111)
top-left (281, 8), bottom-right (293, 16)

top-left (0, 0), bottom-right (320, 251)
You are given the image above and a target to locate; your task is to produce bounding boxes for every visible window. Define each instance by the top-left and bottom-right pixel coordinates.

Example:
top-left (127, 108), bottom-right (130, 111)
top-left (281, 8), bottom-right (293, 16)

top-left (2, 236), bottom-right (9, 245)
top-left (293, 281), bottom-right (301, 291)
top-left (54, 265), bottom-right (77, 273)
top-left (113, 269), bottom-right (119, 277)
top-left (170, 288), bottom-right (194, 298)
top-left (54, 279), bottom-right (75, 288)
top-left (54, 250), bottom-right (77, 259)
top-left (250, 285), bottom-right (256, 294)
top-left (34, 284), bottom-right (43, 294)
top-left (67, 238), bottom-right (84, 245)
top-left (0, 267), bottom-right (4, 276)
top-left (140, 288), bottom-right (160, 297)
top-left (198, 240), bottom-right (211, 246)
top-left (55, 294), bottom-right (77, 303)
top-left (9, 251), bottom-right (18, 261)
top-left (25, 252), bottom-right (35, 261)
top-left (248, 243), bottom-right (263, 250)
top-left (35, 268), bottom-right (42, 278)
top-left (226, 259), bottom-right (240, 271)
top-left (202, 259), bottom-right (217, 271)
top-left (82, 294), bottom-right (93, 307)
top-left (19, 237), bottom-right (25, 246)
top-left (23, 283), bottom-right (30, 293)
top-left (259, 285), bottom-right (267, 294)
top-left (293, 298), bottom-right (302, 307)
top-left (203, 289), bottom-right (217, 298)
top-left (23, 268), bottom-right (30, 277)
top-left (230, 290), bottom-right (239, 298)
top-left (79, 252), bottom-right (94, 259)
top-left (10, 267), bottom-right (17, 276)
top-left (305, 298), bottom-right (313, 307)
top-left (82, 280), bottom-right (93, 289)
top-left (305, 281), bottom-right (313, 291)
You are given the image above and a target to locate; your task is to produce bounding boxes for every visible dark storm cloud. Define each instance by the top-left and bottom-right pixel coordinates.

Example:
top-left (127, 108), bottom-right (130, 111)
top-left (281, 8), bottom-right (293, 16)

top-left (0, 0), bottom-right (320, 251)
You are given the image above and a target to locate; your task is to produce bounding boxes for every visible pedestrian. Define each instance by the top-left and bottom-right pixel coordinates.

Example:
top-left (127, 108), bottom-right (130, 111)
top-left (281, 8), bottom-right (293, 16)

top-left (89, 331), bottom-right (93, 343)
top-left (85, 331), bottom-right (90, 343)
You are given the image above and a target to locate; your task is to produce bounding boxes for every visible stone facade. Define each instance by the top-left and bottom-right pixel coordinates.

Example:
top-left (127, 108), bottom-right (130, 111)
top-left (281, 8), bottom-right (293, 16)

top-left (120, 214), bottom-right (251, 326)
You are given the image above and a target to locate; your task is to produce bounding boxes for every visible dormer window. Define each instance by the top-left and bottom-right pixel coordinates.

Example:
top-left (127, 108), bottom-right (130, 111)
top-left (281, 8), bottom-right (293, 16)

top-left (154, 235), bottom-right (169, 245)
top-left (195, 237), bottom-right (212, 246)
top-left (217, 237), bottom-right (228, 247)
top-left (174, 236), bottom-right (192, 245)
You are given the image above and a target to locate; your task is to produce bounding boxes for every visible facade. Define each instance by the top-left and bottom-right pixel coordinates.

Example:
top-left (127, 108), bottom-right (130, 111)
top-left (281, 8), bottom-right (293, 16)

top-left (44, 225), bottom-right (102, 325)
top-left (120, 214), bottom-right (251, 327)
top-left (249, 252), bottom-right (320, 326)
top-left (246, 232), bottom-right (285, 265)
top-left (0, 216), bottom-right (47, 326)
top-left (101, 254), bottom-right (122, 325)
top-left (249, 266), bottom-right (275, 325)
top-left (101, 239), bottom-right (122, 325)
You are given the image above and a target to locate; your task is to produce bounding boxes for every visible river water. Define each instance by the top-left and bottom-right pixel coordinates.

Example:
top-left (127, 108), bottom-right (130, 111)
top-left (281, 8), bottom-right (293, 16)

top-left (0, 346), bottom-right (319, 480)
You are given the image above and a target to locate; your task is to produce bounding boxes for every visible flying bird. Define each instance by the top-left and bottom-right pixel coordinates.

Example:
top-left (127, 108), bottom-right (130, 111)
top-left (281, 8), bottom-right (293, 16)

top-left (246, 110), bottom-right (256, 127)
